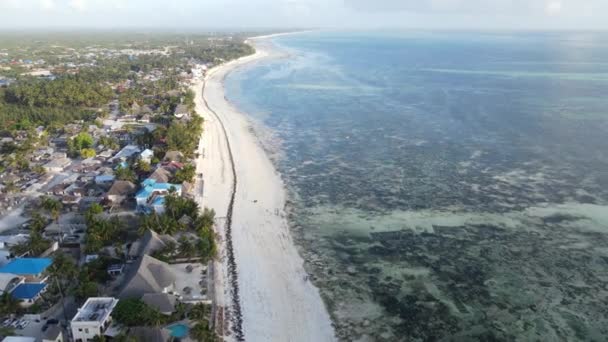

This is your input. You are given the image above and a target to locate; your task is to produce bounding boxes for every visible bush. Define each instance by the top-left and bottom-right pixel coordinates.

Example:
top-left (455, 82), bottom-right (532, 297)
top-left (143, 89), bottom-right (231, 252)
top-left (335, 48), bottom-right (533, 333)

top-left (112, 298), bottom-right (166, 327)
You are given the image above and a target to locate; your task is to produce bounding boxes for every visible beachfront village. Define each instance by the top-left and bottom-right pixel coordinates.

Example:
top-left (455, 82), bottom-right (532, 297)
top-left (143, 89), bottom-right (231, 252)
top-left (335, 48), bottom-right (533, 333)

top-left (0, 34), bottom-right (254, 342)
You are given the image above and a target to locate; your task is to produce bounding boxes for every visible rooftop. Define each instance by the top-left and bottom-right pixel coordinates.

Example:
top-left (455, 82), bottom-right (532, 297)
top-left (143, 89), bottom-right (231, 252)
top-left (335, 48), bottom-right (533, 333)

top-left (2, 337), bottom-right (36, 342)
top-left (0, 258), bottom-right (52, 275)
top-left (72, 297), bottom-right (119, 323)
top-left (11, 283), bottom-right (47, 300)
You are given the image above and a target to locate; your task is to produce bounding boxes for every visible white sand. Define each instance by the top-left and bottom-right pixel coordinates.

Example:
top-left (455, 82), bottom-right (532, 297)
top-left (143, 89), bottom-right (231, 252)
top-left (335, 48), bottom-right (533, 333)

top-left (192, 38), bottom-right (335, 341)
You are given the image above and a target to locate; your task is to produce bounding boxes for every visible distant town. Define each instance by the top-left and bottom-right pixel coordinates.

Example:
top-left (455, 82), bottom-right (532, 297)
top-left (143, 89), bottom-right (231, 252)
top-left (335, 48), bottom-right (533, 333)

top-left (0, 32), bottom-right (254, 342)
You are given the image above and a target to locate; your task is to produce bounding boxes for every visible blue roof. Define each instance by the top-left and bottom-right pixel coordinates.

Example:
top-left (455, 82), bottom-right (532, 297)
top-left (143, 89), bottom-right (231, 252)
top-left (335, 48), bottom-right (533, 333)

top-left (0, 258), bottom-right (52, 275)
top-left (135, 186), bottom-right (153, 199)
top-left (95, 175), bottom-right (115, 182)
top-left (142, 178), bottom-right (156, 187)
top-left (152, 183), bottom-right (182, 192)
top-left (11, 283), bottom-right (47, 300)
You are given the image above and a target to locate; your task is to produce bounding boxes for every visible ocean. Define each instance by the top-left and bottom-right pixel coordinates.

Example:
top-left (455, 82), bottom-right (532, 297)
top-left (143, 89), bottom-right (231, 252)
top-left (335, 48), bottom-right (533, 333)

top-left (224, 31), bottom-right (608, 341)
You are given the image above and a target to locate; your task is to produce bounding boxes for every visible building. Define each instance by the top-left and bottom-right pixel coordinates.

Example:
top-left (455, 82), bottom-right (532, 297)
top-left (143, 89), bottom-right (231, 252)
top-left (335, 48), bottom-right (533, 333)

top-left (42, 325), bottom-right (64, 342)
top-left (0, 258), bottom-right (52, 280)
top-left (94, 175), bottom-right (115, 186)
top-left (71, 297), bottom-right (119, 342)
top-left (109, 145), bottom-right (141, 163)
top-left (163, 151), bottom-right (183, 163)
top-left (106, 181), bottom-right (136, 205)
top-left (139, 149), bottom-right (155, 164)
top-left (118, 255), bottom-right (176, 299)
top-left (0, 258), bottom-right (52, 307)
top-left (135, 178), bottom-right (182, 214)
top-left (127, 229), bottom-right (176, 261)
top-left (173, 104), bottom-right (189, 119)
top-left (126, 327), bottom-right (172, 342)
top-left (43, 158), bottom-right (71, 173)
top-left (2, 337), bottom-right (36, 342)
top-left (141, 293), bottom-right (176, 315)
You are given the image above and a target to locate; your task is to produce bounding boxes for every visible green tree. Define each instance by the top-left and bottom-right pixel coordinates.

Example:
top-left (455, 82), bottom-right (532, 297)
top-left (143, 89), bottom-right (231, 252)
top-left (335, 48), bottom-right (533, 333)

top-left (135, 159), bottom-right (152, 173)
top-left (112, 298), bottom-right (165, 327)
top-left (190, 320), bottom-right (217, 342)
top-left (189, 303), bottom-right (211, 321)
top-left (75, 281), bottom-right (98, 301)
top-left (0, 293), bottom-right (20, 317)
top-left (196, 208), bottom-right (215, 232)
top-left (49, 252), bottom-right (78, 287)
top-left (71, 132), bottom-right (94, 149)
top-left (41, 196), bottom-right (63, 222)
top-left (115, 165), bottom-right (137, 182)
top-left (172, 163), bottom-right (196, 183)
top-left (98, 136), bottom-right (119, 150)
top-left (80, 148), bottom-right (96, 158)
top-left (178, 236), bottom-right (196, 261)
top-left (164, 195), bottom-right (199, 221)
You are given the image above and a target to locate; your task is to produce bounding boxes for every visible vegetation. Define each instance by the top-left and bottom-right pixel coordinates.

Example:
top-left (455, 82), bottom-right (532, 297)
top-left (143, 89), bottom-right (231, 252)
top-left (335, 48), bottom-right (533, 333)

top-left (4, 75), bottom-right (113, 108)
top-left (115, 165), bottom-right (137, 182)
top-left (0, 293), bottom-right (21, 317)
top-left (190, 320), bottom-right (217, 342)
top-left (41, 196), bottom-right (63, 222)
top-left (172, 163), bottom-right (196, 183)
top-left (98, 136), bottom-right (119, 150)
top-left (166, 115), bottom-right (204, 158)
top-left (84, 208), bottom-right (125, 253)
top-left (10, 213), bottom-right (50, 256)
top-left (112, 298), bottom-right (166, 327)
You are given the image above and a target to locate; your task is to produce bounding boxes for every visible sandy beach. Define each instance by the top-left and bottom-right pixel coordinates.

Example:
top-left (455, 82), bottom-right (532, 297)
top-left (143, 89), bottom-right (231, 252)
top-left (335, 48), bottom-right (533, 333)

top-left (192, 36), bottom-right (335, 341)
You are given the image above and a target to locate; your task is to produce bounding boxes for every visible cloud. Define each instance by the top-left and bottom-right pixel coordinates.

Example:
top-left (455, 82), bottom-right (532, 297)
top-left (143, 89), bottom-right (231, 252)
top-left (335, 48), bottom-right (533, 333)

top-left (40, 0), bottom-right (55, 10)
top-left (69, 0), bottom-right (86, 11)
top-left (343, 0), bottom-right (592, 16)
top-left (546, 1), bottom-right (562, 16)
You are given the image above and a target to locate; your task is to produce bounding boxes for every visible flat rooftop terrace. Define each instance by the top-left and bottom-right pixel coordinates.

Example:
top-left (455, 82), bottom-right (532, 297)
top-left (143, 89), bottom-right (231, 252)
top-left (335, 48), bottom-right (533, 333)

top-left (72, 297), bottom-right (118, 323)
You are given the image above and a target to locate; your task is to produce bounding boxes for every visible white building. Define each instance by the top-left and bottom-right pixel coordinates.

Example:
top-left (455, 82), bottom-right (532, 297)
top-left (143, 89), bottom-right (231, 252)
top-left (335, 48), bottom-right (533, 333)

top-left (43, 158), bottom-right (71, 173)
top-left (71, 297), bottom-right (119, 342)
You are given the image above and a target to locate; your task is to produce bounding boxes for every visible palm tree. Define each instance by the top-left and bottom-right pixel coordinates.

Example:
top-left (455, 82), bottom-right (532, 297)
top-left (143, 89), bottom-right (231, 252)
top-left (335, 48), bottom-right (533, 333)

top-left (0, 293), bottom-right (20, 316)
top-left (178, 237), bottom-right (195, 261)
top-left (49, 252), bottom-right (77, 282)
top-left (190, 320), bottom-right (216, 342)
top-left (41, 196), bottom-right (63, 222)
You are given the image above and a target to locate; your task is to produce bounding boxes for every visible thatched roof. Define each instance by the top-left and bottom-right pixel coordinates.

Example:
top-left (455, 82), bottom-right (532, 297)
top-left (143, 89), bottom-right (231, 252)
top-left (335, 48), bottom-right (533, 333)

top-left (128, 229), bottom-right (176, 258)
top-left (107, 180), bottom-right (136, 196)
top-left (141, 293), bottom-right (176, 314)
top-left (128, 327), bottom-right (172, 342)
top-left (118, 255), bottom-right (176, 299)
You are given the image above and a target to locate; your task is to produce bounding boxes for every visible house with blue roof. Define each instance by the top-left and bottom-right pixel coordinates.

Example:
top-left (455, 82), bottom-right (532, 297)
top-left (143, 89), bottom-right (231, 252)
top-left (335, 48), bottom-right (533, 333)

top-left (11, 283), bottom-right (48, 306)
top-left (135, 178), bottom-right (182, 214)
top-left (0, 258), bottom-right (52, 280)
top-left (95, 174), bottom-right (116, 186)
top-left (0, 258), bottom-right (52, 307)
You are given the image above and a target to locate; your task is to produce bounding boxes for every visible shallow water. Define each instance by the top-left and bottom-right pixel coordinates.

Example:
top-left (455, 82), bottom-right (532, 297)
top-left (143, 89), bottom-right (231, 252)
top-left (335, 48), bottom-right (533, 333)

top-left (225, 31), bottom-right (608, 341)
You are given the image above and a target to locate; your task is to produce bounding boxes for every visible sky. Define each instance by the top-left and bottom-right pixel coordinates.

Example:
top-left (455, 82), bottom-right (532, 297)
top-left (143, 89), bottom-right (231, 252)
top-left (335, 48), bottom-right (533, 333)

top-left (0, 0), bottom-right (607, 30)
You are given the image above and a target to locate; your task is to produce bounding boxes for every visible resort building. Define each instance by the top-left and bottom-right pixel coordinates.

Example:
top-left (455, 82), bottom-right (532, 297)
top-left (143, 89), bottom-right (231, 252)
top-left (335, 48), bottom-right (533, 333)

top-left (127, 229), bottom-right (177, 261)
top-left (70, 297), bottom-right (119, 342)
top-left (118, 255), bottom-right (176, 299)
top-left (135, 178), bottom-right (182, 214)
top-left (0, 258), bottom-right (52, 307)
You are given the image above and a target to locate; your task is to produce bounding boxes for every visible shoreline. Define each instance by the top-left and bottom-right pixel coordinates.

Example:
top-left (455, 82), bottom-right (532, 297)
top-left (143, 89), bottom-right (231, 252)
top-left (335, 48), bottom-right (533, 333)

top-left (193, 34), bottom-right (335, 341)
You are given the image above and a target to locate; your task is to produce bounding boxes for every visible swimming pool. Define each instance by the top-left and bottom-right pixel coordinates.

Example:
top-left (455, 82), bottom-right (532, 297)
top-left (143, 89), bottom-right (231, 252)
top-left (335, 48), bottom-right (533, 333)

top-left (167, 323), bottom-right (189, 338)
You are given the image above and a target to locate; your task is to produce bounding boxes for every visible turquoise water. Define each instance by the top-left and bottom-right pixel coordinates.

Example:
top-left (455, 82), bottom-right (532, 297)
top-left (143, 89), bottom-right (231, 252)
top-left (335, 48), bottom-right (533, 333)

top-left (167, 323), bottom-right (189, 338)
top-left (226, 31), bottom-right (608, 341)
